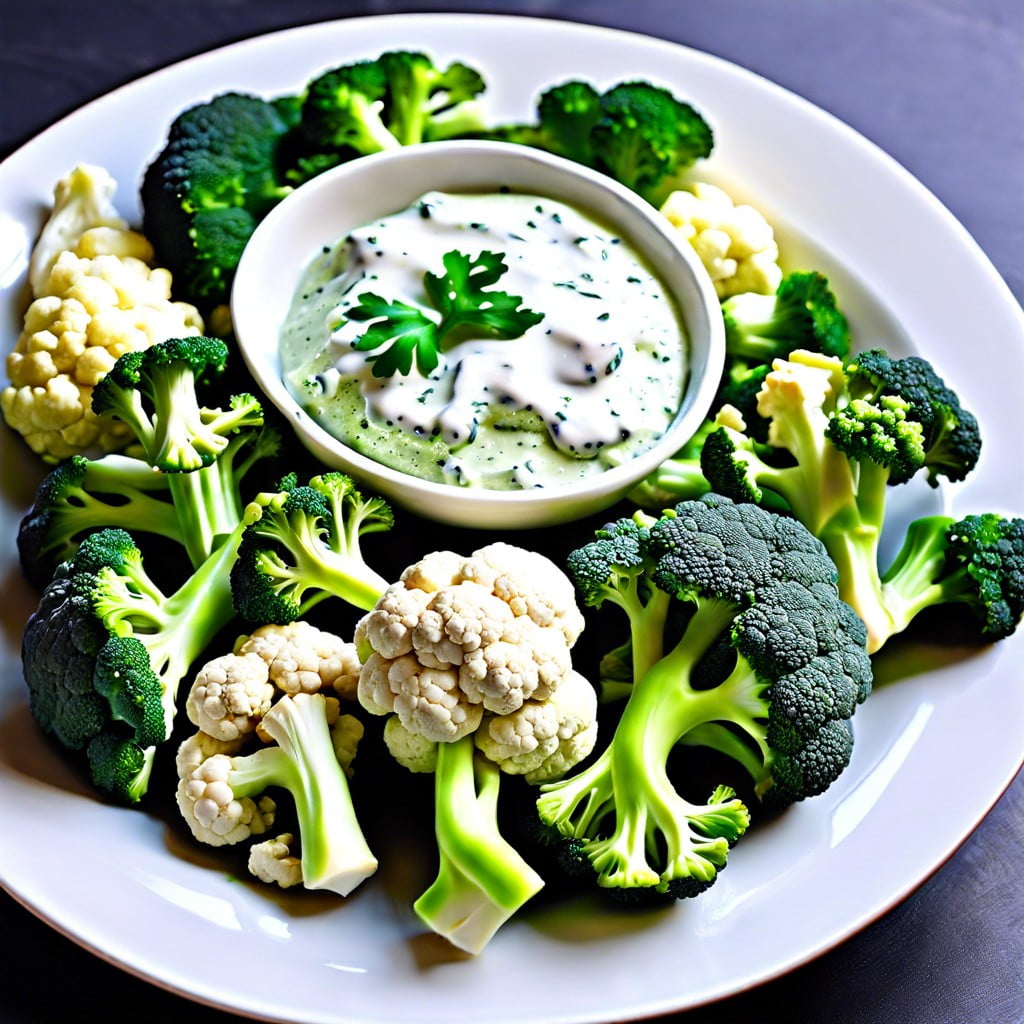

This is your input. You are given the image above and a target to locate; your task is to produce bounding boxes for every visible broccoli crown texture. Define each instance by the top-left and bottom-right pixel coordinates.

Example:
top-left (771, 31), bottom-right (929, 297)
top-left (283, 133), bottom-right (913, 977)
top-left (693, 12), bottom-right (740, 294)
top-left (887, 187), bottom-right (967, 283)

top-left (880, 512), bottom-right (1024, 642)
top-left (483, 77), bottom-right (711, 204)
top-left (834, 348), bottom-right (982, 485)
top-left (140, 91), bottom-right (300, 308)
top-left (231, 472), bottom-right (393, 625)
top-left (539, 494), bottom-right (871, 901)
top-left (295, 50), bottom-right (487, 179)
top-left (722, 271), bottom-right (852, 366)
top-left (22, 525), bottom-right (242, 803)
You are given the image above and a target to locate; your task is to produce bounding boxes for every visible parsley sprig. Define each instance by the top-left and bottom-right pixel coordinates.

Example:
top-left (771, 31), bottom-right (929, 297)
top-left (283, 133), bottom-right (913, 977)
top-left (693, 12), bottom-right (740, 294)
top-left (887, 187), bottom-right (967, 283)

top-left (347, 249), bottom-right (544, 378)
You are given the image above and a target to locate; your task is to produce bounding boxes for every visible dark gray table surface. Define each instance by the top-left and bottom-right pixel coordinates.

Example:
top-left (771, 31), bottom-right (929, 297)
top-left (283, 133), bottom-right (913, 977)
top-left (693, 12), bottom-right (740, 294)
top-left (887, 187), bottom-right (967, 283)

top-left (2, 2), bottom-right (1022, 1022)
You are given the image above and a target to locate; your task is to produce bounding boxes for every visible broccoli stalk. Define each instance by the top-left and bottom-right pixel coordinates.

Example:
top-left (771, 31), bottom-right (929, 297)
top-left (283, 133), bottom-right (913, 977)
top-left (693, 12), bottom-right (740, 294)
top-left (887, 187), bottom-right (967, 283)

top-left (414, 734), bottom-right (544, 955)
top-left (22, 524), bottom-right (244, 802)
top-left (699, 348), bottom-right (999, 652)
top-left (538, 495), bottom-right (871, 900)
top-left (231, 471), bottom-right (394, 624)
top-left (17, 453), bottom-right (182, 589)
top-left (91, 335), bottom-right (268, 565)
top-left (217, 693), bottom-right (378, 895)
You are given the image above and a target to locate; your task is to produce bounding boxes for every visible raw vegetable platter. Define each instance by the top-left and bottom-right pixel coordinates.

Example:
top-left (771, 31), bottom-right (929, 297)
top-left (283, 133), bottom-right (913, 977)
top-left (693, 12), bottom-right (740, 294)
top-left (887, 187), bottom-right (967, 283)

top-left (1, 12), bottom-right (1023, 1024)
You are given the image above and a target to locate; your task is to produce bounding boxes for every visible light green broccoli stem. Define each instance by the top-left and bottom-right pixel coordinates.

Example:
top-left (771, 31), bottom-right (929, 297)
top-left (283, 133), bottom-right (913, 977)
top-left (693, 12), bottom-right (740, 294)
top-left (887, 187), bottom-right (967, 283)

top-left (250, 503), bottom-right (391, 615)
top-left (539, 597), bottom-right (752, 891)
top-left (165, 431), bottom-right (259, 566)
top-left (877, 515), bottom-right (958, 641)
top-left (817, 458), bottom-right (897, 654)
top-left (232, 693), bottom-right (377, 895)
top-left (414, 734), bottom-right (544, 954)
top-left (96, 524), bottom-right (244, 730)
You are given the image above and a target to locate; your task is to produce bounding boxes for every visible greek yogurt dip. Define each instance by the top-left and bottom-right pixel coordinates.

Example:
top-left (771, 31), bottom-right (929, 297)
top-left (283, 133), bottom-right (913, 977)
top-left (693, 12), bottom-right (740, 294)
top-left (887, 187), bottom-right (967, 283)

top-left (280, 189), bottom-right (688, 490)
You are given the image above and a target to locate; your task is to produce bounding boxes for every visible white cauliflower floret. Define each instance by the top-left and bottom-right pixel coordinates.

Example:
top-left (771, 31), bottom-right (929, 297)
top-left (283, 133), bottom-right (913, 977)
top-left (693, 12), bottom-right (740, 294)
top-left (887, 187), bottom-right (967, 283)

top-left (358, 651), bottom-right (483, 742)
top-left (354, 583), bottom-right (434, 660)
top-left (185, 652), bottom-right (275, 742)
top-left (356, 543), bottom-right (585, 730)
top-left (2, 164), bottom-right (204, 462)
top-left (176, 749), bottom-right (276, 847)
top-left (238, 620), bottom-right (362, 699)
top-left (248, 833), bottom-right (303, 889)
top-left (475, 670), bottom-right (598, 783)
top-left (661, 182), bottom-right (783, 299)
top-left (28, 164), bottom-right (130, 295)
top-left (462, 542), bottom-right (586, 645)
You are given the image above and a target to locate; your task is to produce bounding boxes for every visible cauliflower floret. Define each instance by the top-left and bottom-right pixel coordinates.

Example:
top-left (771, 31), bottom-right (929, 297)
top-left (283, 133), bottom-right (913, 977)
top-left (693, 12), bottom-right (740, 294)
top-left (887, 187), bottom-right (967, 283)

top-left (238, 621), bottom-right (362, 699)
top-left (2, 164), bottom-right (204, 462)
top-left (461, 542), bottom-right (586, 645)
top-left (661, 182), bottom-right (783, 299)
top-left (358, 651), bottom-right (483, 742)
top-left (475, 670), bottom-right (598, 783)
top-left (176, 749), bottom-right (276, 847)
top-left (248, 833), bottom-right (303, 889)
top-left (382, 715), bottom-right (438, 773)
top-left (354, 583), bottom-right (434, 660)
top-left (185, 652), bottom-right (275, 742)
top-left (331, 713), bottom-right (364, 777)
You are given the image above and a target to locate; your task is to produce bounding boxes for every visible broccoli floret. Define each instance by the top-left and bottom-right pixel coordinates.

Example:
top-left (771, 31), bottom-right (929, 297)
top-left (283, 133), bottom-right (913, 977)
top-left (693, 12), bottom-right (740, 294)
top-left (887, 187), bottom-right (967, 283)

top-left (878, 513), bottom-right (1024, 641)
top-left (487, 80), bottom-right (603, 164)
top-left (231, 472), bottom-right (393, 624)
top-left (140, 92), bottom-right (300, 310)
top-left (483, 78), bottom-right (711, 205)
top-left (589, 81), bottom-right (714, 205)
top-left (22, 525), bottom-right (244, 802)
top-left (699, 347), bottom-right (996, 651)
top-left (722, 271), bottom-right (852, 367)
top-left (17, 453), bottom-right (182, 590)
top-left (537, 495), bottom-right (871, 901)
top-left (294, 51), bottom-right (487, 180)
top-left (89, 336), bottom-right (270, 562)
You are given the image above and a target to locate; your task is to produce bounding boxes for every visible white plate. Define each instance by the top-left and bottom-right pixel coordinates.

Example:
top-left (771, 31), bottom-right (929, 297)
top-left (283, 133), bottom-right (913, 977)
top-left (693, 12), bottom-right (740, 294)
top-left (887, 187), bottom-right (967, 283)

top-left (1, 13), bottom-right (1023, 1024)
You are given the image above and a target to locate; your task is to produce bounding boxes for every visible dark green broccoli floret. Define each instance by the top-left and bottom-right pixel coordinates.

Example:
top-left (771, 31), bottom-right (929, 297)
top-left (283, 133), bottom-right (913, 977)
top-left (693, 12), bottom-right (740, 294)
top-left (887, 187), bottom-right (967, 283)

top-left (537, 495), bottom-right (871, 901)
top-left (231, 471), bottom-right (393, 624)
top-left (486, 80), bottom-right (603, 164)
top-left (588, 81), bottom-right (714, 205)
top-left (17, 453), bottom-right (181, 590)
top-left (140, 92), bottom-right (300, 310)
top-left (878, 513), bottom-right (1024, 641)
top-left (22, 525), bottom-right (244, 802)
top-left (698, 348), bottom-right (1000, 652)
top-left (294, 50), bottom-right (487, 181)
top-left (721, 271), bottom-right (852, 367)
top-left (483, 78), bottom-right (711, 204)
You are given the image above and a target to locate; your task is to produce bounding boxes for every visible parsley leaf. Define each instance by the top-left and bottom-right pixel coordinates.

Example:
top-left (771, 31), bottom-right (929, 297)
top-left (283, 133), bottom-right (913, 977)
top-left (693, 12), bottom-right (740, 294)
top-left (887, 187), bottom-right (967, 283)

top-left (348, 249), bottom-right (544, 378)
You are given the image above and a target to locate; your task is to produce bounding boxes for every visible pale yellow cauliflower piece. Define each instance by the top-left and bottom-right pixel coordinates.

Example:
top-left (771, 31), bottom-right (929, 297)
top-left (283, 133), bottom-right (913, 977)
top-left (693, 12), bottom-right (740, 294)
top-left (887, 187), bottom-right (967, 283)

top-left (238, 620), bottom-right (362, 699)
top-left (248, 833), bottom-right (303, 889)
top-left (382, 716), bottom-right (439, 773)
top-left (474, 670), bottom-right (598, 783)
top-left (2, 164), bottom-right (204, 462)
top-left (185, 652), bottom-right (275, 742)
top-left (661, 182), bottom-right (783, 299)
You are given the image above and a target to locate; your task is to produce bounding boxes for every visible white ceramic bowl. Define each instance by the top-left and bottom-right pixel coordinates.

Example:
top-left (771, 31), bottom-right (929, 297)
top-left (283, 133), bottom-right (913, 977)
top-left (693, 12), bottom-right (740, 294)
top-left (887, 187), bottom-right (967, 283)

top-left (231, 140), bottom-right (724, 529)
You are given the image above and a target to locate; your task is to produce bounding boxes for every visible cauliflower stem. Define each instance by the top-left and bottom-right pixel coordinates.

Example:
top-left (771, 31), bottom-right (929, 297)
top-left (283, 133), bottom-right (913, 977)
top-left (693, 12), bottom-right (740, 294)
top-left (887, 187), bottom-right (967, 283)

top-left (226, 693), bottom-right (378, 895)
top-left (414, 734), bottom-right (544, 955)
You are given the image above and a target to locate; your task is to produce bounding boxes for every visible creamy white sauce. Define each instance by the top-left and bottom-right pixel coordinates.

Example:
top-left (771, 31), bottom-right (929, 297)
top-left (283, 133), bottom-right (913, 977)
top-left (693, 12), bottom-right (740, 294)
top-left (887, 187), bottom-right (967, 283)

top-left (281, 190), bottom-right (687, 490)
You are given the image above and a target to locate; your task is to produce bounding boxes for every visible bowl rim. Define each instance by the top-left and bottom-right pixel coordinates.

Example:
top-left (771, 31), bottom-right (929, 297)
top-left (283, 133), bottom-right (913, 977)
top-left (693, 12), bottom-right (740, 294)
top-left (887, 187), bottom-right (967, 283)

top-left (231, 139), bottom-right (725, 521)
